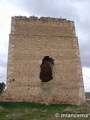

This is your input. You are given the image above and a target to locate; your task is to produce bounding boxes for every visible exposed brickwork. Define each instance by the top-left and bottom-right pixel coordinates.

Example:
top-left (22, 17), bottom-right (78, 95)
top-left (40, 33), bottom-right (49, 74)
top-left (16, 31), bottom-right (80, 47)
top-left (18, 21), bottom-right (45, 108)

top-left (0, 16), bottom-right (85, 105)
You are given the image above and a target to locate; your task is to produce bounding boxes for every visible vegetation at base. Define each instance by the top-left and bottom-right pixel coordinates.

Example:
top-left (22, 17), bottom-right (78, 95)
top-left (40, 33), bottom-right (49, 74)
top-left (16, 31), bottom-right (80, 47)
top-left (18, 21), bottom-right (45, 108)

top-left (85, 92), bottom-right (90, 99)
top-left (0, 82), bottom-right (5, 93)
top-left (0, 102), bottom-right (90, 120)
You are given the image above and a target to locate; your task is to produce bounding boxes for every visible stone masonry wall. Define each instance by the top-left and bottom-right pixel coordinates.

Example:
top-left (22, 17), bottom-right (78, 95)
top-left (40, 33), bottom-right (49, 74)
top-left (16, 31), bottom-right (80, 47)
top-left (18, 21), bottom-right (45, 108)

top-left (0, 16), bottom-right (85, 105)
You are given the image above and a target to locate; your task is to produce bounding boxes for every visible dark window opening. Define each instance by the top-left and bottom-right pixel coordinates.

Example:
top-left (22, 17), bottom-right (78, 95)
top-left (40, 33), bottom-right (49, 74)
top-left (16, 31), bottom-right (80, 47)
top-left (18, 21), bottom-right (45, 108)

top-left (40, 56), bottom-right (54, 82)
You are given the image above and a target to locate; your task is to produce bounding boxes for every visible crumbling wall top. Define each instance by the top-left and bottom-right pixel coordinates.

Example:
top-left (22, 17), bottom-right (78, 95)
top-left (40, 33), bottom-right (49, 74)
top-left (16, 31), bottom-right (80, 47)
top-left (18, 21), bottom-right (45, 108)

top-left (12, 16), bottom-right (73, 23)
top-left (11, 16), bottom-right (75, 37)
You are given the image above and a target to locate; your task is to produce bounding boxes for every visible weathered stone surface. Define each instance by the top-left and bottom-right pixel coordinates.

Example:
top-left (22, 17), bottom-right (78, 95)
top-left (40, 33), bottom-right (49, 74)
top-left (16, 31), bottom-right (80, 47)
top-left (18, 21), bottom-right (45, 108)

top-left (0, 16), bottom-right (85, 105)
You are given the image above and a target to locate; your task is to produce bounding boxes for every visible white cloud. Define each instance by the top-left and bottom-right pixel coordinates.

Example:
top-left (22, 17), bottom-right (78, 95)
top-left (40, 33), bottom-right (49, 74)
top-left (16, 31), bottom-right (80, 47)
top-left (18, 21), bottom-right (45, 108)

top-left (82, 67), bottom-right (90, 92)
top-left (0, 0), bottom-right (29, 83)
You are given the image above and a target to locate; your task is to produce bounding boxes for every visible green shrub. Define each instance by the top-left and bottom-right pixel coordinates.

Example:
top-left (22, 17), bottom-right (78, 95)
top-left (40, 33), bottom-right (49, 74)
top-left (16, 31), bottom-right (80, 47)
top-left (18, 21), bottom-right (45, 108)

top-left (0, 82), bottom-right (5, 93)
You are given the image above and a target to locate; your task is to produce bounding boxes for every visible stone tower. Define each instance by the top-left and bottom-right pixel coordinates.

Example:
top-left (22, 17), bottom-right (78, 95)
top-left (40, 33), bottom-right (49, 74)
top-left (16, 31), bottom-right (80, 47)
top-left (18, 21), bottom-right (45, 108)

top-left (1, 16), bottom-right (85, 105)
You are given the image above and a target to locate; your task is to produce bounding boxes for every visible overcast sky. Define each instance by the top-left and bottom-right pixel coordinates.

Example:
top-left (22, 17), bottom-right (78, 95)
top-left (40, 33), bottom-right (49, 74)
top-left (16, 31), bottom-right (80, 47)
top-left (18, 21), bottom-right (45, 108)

top-left (0, 0), bottom-right (90, 92)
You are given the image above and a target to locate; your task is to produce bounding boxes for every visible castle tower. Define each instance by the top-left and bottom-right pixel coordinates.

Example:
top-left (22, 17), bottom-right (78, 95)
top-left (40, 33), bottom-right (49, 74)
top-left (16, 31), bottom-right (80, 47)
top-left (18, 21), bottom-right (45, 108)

top-left (1, 16), bottom-right (85, 105)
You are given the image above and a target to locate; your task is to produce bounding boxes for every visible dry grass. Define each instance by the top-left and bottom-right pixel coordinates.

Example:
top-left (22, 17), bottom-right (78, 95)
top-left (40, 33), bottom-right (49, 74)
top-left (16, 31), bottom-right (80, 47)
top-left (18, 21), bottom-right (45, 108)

top-left (6, 112), bottom-right (23, 120)
top-left (0, 106), bottom-right (5, 112)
